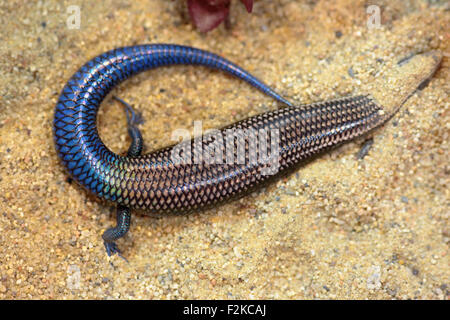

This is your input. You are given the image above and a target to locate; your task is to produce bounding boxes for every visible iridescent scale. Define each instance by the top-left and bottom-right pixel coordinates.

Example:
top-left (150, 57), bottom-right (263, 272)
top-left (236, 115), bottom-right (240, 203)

top-left (54, 44), bottom-right (386, 213)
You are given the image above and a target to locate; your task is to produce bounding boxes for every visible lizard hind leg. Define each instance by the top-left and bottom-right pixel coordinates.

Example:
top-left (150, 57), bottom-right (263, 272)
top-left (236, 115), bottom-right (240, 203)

top-left (102, 96), bottom-right (145, 261)
top-left (113, 95), bottom-right (144, 158)
top-left (102, 205), bottom-right (131, 261)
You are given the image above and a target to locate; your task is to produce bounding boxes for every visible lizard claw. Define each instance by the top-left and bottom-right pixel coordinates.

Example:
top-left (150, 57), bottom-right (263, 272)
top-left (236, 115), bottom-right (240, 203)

top-left (104, 241), bottom-right (128, 263)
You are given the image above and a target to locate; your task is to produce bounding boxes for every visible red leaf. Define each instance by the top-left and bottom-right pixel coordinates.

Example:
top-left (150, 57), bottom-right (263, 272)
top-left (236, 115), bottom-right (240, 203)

top-left (240, 0), bottom-right (253, 13)
top-left (187, 0), bottom-right (231, 32)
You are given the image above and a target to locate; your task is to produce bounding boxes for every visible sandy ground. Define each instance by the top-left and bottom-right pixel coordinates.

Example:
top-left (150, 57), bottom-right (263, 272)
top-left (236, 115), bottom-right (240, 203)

top-left (0, 0), bottom-right (448, 299)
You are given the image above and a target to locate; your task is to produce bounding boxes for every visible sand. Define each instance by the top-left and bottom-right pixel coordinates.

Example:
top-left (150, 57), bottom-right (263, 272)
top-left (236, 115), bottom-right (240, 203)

top-left (0, 0), bottom-right (448, 299)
